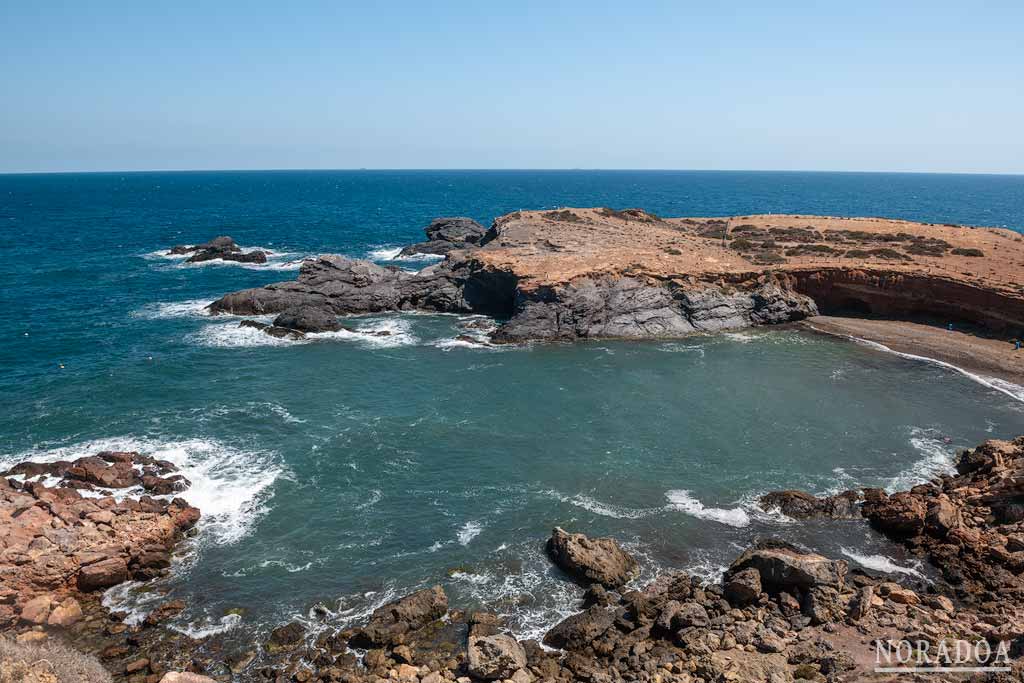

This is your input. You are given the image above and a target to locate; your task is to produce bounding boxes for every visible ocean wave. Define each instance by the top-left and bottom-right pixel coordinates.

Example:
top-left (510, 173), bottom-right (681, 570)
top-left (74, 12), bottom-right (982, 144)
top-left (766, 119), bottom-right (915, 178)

top-left (169, 612), bottom-right (242, 639)
top-left (4, 436), bottom-right (282, 546)
top-left (886, 427), bottom-right (957, 493)
top-left (102, 581), bottom-right (164, 626)
top-left (191, 322), bottom-right (299, 348)
top-left (557, 492), bottom-right (663, 520)
top-left (665, 490), bottom-right (750, 527)
top-left (840, 548), bottom-right (926, 580)
top-left (366, 245), bottom-right (445, 263)
top-left (657, 343), bottom-right (705, 356)
top-left (131, 299), bottom-right (214, 320)
top-left (457, 521), bottom-right (483, 546)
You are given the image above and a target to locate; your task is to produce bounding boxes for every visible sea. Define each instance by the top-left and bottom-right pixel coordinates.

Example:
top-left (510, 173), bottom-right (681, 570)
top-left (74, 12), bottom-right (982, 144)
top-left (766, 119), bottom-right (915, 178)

top-left (2, 170), bottom-right (1023, 645)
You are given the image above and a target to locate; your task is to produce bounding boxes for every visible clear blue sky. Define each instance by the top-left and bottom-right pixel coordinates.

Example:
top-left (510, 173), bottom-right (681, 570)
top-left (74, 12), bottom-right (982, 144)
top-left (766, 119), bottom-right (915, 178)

top-left (2, 1), bottom-right (1022, 173)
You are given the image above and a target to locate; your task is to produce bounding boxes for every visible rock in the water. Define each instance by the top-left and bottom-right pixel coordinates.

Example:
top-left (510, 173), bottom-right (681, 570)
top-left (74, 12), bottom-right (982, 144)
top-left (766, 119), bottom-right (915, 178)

top-left (400, 217), bottom-right (487, 256)
top-left (272, 305), bottom-right (342, 333)
top-left (728, 540), bottom-right (847, 591)
top-left (759, 489), bottom-right (862, 520)
top-left (467, 634), bottom-right (527, 680)
top-left (545, 527), bottom-right (639, 588)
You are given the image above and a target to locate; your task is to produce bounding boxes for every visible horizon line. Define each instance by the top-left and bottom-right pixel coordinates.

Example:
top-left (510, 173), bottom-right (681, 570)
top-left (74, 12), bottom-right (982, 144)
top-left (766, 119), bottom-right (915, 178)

top-left (2, 167), bottom-right (1023, 178)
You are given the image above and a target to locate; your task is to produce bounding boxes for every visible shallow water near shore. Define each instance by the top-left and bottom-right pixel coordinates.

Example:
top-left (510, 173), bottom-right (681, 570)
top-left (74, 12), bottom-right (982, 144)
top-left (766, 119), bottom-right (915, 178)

top-left (3, 170), bottom-right (1024, 646)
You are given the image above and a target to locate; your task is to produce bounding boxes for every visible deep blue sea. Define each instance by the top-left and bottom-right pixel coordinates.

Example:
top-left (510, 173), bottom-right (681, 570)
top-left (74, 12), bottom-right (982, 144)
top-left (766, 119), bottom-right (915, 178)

top-left (2, 170), bottom-right (1024, 644)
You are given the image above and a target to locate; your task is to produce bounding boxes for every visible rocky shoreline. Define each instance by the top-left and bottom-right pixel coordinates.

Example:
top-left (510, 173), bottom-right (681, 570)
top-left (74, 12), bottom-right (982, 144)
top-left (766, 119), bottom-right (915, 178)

top-left (203, 209), bottom-right (1024, 344)
top-left (5, 437), bottom-right (1024, 681)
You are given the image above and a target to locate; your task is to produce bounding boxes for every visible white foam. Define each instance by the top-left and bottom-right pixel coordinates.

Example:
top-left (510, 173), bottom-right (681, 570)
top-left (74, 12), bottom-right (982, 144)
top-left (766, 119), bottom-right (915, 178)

top-left (192, 322), bottom-right (298, 348)
top-left (844, 335), bottom-right (1024, 404)
top-left (887, 427), bottom-right (957, 493)
top-left (131, 299), bottom-right (213, 320)
top-left (665, 490), bottom-right (750, 527)
top-left (102, 581), bottom-right (161, 626)
top-left (143, 245), bottom-right (308, 270)
top-left (457, 521), bottom-right (483, 545)
top-left (316, 318), bottom-right (419, 348)
top-left (4, 436), bottom-right (282, 546)
top-left (840, 548), bottom-right (926, 580)
top-left (657, 343), bottom-right (705, 356)
top-left (170, 613), bottom-right (242, 639)
top-left (366, 245), bottom-right (445, 263)
top-left (558, 492), bottom-right (662, 520)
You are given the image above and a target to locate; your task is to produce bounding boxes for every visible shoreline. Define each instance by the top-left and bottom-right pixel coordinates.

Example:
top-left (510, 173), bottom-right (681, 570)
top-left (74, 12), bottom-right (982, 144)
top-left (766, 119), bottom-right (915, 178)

top-left (802, 315), bottom-right (1024, 391)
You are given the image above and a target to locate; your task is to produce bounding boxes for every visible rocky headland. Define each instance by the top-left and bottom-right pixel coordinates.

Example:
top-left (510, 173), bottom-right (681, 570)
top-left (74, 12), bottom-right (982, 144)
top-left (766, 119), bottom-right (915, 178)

top-left (6, 436), bottom-right (1024, 681)
top-left (204, 210), bottom-right (1024, 348)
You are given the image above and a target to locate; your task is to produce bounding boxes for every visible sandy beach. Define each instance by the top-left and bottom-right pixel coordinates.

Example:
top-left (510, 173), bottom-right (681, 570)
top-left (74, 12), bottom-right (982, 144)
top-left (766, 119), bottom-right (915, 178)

top-left (804, 315), bottom-right (1024, 386)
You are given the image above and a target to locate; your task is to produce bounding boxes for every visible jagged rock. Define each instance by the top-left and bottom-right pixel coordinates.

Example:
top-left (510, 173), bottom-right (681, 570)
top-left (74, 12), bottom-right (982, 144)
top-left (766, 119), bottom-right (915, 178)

top-left (759, 490), bottom-right (862, 520)
top-left (545, 527), bottom-right (639, 588)
top-left (863, 491), bottom-right (927, 536)
top-left (542, 606), bottom-right (615, 650)
top-left (348, 586), bottom-right (448, 649)
top-left (467, 634), bottom-right (527, 680)
top-left (697, 649), bottom-right (793, 683)
top-left (46, 597), bottom-right (82, 627)
top-left (724, 567), bottom-right (762, 606)
top-left (400, 217), bottom-right (487, 257)
top-left (728, 540), bottom-right (847, 591)
top-left (272, 305), bottom-right (342, 333)
top-left (847, 585), bottom-right (874, 621)
top-left (170, 236), bottom-right (268, 264)
top-left (266, 621), bottom-right (306, 653)
top-left (801, 586), bottom-right (844, 625)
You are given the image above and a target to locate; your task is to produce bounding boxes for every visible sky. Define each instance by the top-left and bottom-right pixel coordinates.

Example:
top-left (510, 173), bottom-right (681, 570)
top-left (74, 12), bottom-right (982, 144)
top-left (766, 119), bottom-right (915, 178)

top-left (1, 1), bottom-right (1022, 174)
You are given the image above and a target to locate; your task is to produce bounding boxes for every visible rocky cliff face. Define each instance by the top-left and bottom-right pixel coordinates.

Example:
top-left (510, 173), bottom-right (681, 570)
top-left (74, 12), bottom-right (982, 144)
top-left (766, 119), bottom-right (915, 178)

top-left (208, 209), bottom-right (1024, 342)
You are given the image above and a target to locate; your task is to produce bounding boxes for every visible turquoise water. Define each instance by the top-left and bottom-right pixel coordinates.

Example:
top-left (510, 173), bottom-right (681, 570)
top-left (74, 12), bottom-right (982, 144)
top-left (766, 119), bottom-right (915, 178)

top-left (2, 170), bottom-right (1024, 644)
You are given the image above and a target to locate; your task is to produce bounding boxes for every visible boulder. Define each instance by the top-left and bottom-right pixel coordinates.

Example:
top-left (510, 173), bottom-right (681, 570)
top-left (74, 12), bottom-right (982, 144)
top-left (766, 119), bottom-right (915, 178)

top-left (759, 489), bottom-right (862, 520)
top-left (863, 492), bottom-right (927, 536)
top-left (272, 305), bottom-right (343, 333)
top-left (265, 621), bottom-right (306, 653)
top-left (467, 634), bottom-right (527, 680)
top-left (545, 527), bottom-right (639, 588)
top-left (20, 594), bottom-right (52, 624)
top-left (77, 556), bottom-right (129, 591)
top-left (47, 597), bottom-right (83, 627)
top-left (728, 540), bottom-right (847, 591)
top-left (348, 585), bottom-right (448, 649)
top-left (542, 606), bottom-right (615, 650)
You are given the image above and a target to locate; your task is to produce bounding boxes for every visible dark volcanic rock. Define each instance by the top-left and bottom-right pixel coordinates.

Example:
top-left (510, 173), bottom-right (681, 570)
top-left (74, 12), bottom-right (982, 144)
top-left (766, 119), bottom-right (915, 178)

top-left (265, 621), bottom-right (306, 654)
top-left (399, 217), bottom-right (487, 257)
top-left (272, 305), bottom-right (342, 333)
top-left (170, 235), bottom-right (267, 264)
top-left (759, 489), bottom-right (863, 520)
top-left (546, 526), bottom-right (639, 588)
top-left (542, 606), bottom-right (615, 649)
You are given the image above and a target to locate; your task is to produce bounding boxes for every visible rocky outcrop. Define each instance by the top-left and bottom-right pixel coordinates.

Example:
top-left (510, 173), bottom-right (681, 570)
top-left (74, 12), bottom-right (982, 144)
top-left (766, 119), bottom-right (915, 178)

top-left (399, 217), bottom-right (487, 257)
top-left (466, 634), bottom-right (527, 680)
top-left (0, 452), bottom-right (199, 628)
top-left (545, 527), bottom-right (639, 588)
top-left (206, 209), bottom-right (1024, 344)
top-left (759, 489), bottom-right (863, 520)
top-left (169, 236), bottom-right (267, 264)
top-left (728, 540), bottom-right (848, 592)
top-left (347, 585), bottom-right (448, 649)
top-left (207, 256), bottom-right (471, 317)
top-left (272, 305), bottom-right (342, 333)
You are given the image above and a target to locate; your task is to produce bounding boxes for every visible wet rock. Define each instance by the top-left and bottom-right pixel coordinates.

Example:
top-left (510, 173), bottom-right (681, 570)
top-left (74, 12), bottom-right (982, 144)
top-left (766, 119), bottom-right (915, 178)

top-left (266, 621), bottom-right (306, 654)
top-left (143, 599), bottom-right (186, 627)
top-left (759, 489), bottom-right (862, 520)
top-left (467, 634), bottom-right (527, 680)
top-left (728, 540), bottom-right (847, 592)
top-left (545, 527), bottom-right (639, 588)
top-left (272, 305), bottom-right (343, 333)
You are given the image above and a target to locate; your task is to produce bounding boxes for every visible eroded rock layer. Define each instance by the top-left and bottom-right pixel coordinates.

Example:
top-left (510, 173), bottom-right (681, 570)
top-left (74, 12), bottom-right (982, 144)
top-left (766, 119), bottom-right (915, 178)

top-left (208, 209), bottom-right (1024, 341)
